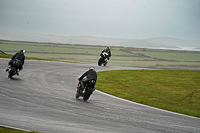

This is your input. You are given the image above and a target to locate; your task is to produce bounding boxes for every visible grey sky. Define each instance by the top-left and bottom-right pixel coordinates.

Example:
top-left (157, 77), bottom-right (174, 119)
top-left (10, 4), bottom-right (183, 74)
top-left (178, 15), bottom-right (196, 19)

top-left (0, 0), bottom-right (200, 40)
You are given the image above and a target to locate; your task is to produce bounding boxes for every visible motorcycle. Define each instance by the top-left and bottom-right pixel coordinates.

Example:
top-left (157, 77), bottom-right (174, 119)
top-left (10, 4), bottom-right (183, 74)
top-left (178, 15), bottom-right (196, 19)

top-left (98, 52), bottom-right (108, 66)
top-left (7, 59), bottom-right (21, 79)
top-left (76, 79), bottom-right (96, 101)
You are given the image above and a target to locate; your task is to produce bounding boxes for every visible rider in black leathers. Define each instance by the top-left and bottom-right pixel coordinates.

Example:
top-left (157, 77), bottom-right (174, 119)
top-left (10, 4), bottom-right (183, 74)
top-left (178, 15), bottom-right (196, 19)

top-left (78, 66), bottom-right (97, 91)
top-left (6, 50), bottom-right (25, 74)
top-left (101, 47), bottom-right (111, 60)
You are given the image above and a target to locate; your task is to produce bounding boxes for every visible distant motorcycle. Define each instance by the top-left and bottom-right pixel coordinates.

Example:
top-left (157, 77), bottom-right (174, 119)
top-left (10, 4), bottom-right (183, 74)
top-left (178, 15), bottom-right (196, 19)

top-left (7, 59), bottom-right (21, 79)
top-left (98, 52), bottom-right (108, 66)
top-left (76, 79), bottom-right (96, 101)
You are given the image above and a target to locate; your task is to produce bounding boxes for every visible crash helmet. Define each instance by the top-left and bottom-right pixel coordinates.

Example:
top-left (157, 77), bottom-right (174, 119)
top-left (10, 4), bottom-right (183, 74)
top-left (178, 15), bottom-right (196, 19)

top-left (89, 66), bottom-right (95, 70)
top-left (20, 50), bottom-right (25, 54)
top-left (106, 47), bottom-right (110, 50)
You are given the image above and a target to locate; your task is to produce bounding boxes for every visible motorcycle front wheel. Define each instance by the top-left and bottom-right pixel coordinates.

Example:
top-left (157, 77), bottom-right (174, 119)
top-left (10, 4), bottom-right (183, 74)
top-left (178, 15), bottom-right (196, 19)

top-left (98, 58), bottom-right (103, 66)
top-left (83, 87), bottom-right (92, 101)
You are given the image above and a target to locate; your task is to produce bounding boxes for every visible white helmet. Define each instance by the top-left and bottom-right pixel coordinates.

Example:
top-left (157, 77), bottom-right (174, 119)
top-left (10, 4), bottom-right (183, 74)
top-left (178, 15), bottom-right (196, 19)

top-left (89, 66), bottom-right (95, 70)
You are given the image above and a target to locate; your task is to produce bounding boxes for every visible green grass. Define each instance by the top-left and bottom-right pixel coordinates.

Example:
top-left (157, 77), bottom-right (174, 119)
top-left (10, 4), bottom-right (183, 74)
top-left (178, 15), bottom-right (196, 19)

top-left (1, 40), bottom-right (200, 70)
top-left (0, 126), bottom-right (38, 133)
top-left (0, 53), bottom-right (75, 63)
top-left (96, 70), bottom-right (200, 117)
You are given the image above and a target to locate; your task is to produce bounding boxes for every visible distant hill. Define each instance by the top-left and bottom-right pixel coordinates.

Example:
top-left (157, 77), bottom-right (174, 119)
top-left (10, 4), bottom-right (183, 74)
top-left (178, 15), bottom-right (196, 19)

top-left (144, 37), bottom-right (200, 47)
top-left (0, 31), bottom-right (199, 51)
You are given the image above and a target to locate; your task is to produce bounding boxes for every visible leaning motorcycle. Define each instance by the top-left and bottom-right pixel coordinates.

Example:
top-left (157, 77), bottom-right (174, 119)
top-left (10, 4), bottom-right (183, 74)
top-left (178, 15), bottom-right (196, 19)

top-left (98, 52), bottom-right (108, 66)
top-left (76, 79), bottom-right (95, 101)
top-left (7, 59), bottom-right (21, 79)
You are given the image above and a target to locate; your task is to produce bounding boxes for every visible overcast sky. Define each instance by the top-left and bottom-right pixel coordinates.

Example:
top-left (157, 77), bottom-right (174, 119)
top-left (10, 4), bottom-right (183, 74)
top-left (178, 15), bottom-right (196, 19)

top-left (0, 0), bottom-right (200, 40)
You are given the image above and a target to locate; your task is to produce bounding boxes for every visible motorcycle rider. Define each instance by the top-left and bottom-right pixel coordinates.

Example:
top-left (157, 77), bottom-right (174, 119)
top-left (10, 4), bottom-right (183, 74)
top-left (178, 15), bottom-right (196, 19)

top-left (77, 66), bottom-right (97, 92)
top-left (101, 47), bottom-right (111, 60)
top-left (6, 50), bottom-right (25, 75)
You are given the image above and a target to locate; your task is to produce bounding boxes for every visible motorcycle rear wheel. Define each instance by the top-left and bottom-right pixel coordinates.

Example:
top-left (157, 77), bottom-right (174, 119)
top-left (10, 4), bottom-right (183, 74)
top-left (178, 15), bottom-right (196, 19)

top-left (8, 67), bottom-right (16, 79)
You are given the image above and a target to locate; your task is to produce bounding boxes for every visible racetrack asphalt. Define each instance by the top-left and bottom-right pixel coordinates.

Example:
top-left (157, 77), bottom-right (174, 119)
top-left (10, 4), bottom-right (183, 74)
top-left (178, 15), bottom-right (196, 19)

top-left (0, 59), bottom-right (200, 133)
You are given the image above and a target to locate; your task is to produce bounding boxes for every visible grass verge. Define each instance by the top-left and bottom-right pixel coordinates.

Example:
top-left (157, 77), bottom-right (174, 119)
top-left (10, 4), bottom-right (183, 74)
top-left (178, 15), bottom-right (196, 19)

top-left (96, 70), bottom-right (200, 118)
top-left (0, 126), bottom-right (38, 133)
top-left (0, 53), bottom-right (76, 63)
top-left (1, 40), bottom-right (200, 70)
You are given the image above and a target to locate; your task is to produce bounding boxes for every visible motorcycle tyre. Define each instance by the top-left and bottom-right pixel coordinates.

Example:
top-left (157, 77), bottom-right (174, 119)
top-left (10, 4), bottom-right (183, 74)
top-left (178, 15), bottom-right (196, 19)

top-left (83, 87), bottom-right (92, 101)
top-left (8, 67), bottom-right (16, 79)
top-left (98, 58), bottom-right (103, 66)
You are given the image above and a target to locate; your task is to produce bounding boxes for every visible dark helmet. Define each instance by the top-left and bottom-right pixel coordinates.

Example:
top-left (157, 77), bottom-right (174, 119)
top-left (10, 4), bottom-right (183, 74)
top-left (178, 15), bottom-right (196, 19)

top-left (106, 47), bottom-right (110, 50)
top-left (20, 50), bottom-right (25, 54)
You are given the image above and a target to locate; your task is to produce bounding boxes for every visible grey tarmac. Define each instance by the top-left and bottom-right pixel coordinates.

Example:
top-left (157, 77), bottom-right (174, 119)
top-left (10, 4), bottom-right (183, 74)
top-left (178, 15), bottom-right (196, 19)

top-left (0, 59), bottom-right (199, 133)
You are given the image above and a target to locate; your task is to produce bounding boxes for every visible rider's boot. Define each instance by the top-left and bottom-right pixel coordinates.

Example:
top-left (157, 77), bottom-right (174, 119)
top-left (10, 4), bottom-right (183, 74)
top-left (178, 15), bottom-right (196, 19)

top-left (77, 84), bottom-right (83, 93)
top-left (16, 69), bottom-right (19, 76)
